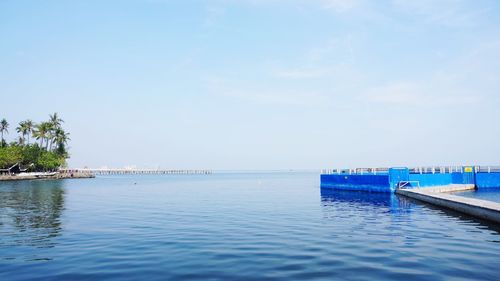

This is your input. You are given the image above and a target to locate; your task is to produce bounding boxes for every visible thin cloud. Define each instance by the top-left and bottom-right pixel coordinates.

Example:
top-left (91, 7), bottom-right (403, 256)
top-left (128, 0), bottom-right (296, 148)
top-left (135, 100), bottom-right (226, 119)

top-left (203, 4), bottom-right (226, 28)
top-left (204, 76), bottom-right (333, 107)
top-left (362, 81), bottom-right (480, 107)
top-left (321, 0), bottom-right (362, 13)
top-left (271, 67), bottom-right (330, 79)
top-left (391, 0), bottom-right (491, 27)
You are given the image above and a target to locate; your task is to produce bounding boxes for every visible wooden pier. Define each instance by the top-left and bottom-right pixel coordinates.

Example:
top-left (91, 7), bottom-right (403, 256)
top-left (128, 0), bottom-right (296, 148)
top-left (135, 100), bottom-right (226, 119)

top-left (60, 168), bottom-right (213, 176)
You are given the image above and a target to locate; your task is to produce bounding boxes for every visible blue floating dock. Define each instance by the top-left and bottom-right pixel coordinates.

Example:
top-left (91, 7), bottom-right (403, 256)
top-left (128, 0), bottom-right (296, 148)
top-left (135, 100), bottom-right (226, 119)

top-left (321, 166), bottom-right (500, 193)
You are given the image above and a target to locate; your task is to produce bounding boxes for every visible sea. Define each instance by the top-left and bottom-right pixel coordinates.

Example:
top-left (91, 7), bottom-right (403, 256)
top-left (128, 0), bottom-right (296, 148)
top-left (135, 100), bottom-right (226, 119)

top-left (0, 172), bottom-right (499, 281)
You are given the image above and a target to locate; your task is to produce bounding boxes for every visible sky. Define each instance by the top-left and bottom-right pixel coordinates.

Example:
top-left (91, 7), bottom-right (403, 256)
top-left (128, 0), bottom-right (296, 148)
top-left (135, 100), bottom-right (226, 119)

top-left (1, 0), bottom-right (500, 170)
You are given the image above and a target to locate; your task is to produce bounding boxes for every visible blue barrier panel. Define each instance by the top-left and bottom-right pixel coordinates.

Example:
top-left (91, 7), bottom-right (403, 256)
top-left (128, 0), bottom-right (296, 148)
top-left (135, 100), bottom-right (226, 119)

top-left (408, 173), bottom-right (453, 187)
top-left (320, 174), bottom-right (390, 193)
top-left (462, 166), bottom-right (476, 184)
top-left (451, 172), bottom-right (465, 184)
top-left (475, 173), bottom-right (500, 189)
top-left (321, 167), bottom-right (500, 193)
top-left (388, 168), bottom-right (409, 191)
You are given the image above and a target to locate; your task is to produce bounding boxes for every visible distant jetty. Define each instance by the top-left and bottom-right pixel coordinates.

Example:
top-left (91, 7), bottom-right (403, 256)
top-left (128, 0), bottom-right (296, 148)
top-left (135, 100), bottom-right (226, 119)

top-left (0, 168), bottom-right (212, 181)
top-left (60, 168), bottom-right (213, 175)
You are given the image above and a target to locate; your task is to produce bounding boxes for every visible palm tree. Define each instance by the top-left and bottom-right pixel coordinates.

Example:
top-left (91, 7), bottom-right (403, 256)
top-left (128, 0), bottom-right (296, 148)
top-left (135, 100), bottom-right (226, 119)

top-left (54, 128), bottom-right (70, 155)
top-left (32, 125), bottom-right (42, 147)
top-left (47, 129), bottom-right (55, 151)
top-left (49, 113), bottom-right (63, 129)
top-left (0, 118), bottom-right (9, 146)
top-left (48, 113), bottom-right (63, 150)
top-left (16, 121), bottom-right (28, 145)
top-left (33, 122), bottom-right (51, 149)
top-left (16, 122), bottom-right (23, 144)
top-left (24, 120), bottom-right (34, 145)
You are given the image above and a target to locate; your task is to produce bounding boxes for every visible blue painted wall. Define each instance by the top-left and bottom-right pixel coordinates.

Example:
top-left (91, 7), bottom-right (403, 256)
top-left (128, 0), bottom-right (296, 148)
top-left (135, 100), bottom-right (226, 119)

top-left (320, 174), bottom-right (390, 193)
top-left (475, 173), bottom-right (500, 189)
top-left (451, 172), bottom-right (465, 184)
top-left (461, 167), bottom-right (476, 184)
top-left (320, 167), bottom-right (500, 193)
top-left (321, 172), bottom-right (467, 192)
top-left (397, 172), bottom-right (471, 187)
top-left (388, 168), bottom-right (409, 190)
top-left (408, 173), bottom-right (453, 187)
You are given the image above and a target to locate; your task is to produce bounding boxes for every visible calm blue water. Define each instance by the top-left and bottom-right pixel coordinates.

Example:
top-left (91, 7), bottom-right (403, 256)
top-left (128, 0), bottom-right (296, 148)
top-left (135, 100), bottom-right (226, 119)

top-left (453, 189), bottom-right (500, 203)
top-left (1, 172), bottom-right (499, 281)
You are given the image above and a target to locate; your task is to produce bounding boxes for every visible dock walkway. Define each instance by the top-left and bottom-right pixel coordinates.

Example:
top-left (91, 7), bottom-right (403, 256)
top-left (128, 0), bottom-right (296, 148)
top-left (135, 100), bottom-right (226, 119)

top-left (396, 185), bottom-right (500, 224)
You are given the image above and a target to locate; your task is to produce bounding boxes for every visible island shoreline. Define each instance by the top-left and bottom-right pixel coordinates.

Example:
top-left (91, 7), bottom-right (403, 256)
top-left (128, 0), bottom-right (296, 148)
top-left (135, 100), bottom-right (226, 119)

top-left (0, 172), bottom-right (95, 181)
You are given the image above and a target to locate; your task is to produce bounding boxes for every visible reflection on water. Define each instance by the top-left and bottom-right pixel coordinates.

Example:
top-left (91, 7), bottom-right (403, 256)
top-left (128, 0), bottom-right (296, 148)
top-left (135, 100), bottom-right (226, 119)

top-left (1, 174), bottom-right (500, 281)
top-left (0, 180), bottom-right (65, 254)
top-left (320, 188), bottom-right (413, 214)
top-left (320, 188), bottom-right (500, 233)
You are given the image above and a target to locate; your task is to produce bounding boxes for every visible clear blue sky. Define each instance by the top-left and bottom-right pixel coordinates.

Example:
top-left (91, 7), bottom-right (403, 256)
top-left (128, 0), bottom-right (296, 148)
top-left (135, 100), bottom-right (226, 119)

top-left (1, 0), bottom-right (500, 170)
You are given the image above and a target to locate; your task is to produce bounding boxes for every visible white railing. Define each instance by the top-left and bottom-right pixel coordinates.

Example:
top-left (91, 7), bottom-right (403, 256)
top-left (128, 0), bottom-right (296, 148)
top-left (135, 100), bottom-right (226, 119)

top-left (321, 168), bottom-right (389, 175)
top-left (321, 166), bottom-right (500, 175)
top-left (477, 166), bottom-right (500, 173)
top-left (409, 166), bottom-right (463, 174)
top-left (397, 181), bottom-right (420, 189)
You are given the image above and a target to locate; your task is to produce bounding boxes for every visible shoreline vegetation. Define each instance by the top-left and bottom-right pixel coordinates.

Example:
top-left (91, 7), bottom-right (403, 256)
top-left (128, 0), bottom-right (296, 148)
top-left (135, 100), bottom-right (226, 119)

top-left (0, 113), bottom-right (79, 180)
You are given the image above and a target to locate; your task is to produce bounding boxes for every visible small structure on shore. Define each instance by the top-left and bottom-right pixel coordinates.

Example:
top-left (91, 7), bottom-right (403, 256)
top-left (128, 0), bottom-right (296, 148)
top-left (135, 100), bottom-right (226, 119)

top-left (0, 163), bottom-right (33, 175)
top-left (0, 162), bottom-right (96, 181)
top-left (0, 170), bottom-right (95, 181)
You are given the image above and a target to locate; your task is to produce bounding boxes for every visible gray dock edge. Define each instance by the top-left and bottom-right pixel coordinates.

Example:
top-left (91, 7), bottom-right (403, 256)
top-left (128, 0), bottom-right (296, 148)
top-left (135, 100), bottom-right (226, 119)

top-left (396, 185), bottom-right (500, 224)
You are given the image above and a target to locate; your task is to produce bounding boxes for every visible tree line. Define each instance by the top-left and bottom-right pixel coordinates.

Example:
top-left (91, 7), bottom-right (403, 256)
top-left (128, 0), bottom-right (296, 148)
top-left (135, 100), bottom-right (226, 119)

top-left (0, 113), bottom-right (70, 172)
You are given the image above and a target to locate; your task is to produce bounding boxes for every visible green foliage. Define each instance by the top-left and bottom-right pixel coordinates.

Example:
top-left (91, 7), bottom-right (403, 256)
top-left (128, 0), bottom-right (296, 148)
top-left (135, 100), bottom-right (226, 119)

top-left (0, 144), bottom-right (67, 171)
top-left (20, 144), bottom-right (42, 166)
top-left (0, 145), bottom-right (22, 168)
top-left (36, 149), bottom-right (66, 171)
top-left (0, 113), bottom-right (70, 172)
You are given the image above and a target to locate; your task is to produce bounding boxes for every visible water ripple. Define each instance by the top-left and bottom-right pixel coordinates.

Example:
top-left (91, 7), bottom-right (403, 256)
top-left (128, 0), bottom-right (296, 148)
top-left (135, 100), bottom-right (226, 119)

top-left (1, 173), bottom-right (499, 281)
